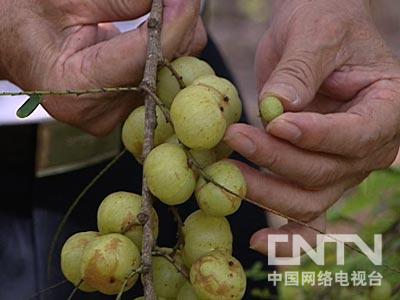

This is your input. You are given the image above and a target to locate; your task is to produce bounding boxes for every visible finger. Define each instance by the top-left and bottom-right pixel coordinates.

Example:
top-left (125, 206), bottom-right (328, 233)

top-left (43, 90), bottom-right (142, 136)
top-left (224, 123), bottom-right (353, 188)
top-left (61, 0), bottom-right (151, 25)
top-left (233, 160), bottom-right (366, 222)
top-left (178, 17), bottom-right (207, 57)
top-left (66, 0), bottom-right (200, 86)
top-left (259, 28), bottom-right (346, 111)
top-left (227, 123), bottom-right (398, 187)
top-left (255, 29), bottom-right (280, 93)
top-left (250, 215), bottom-right (326, 257)
top-left (267, 82), bottom-right (400, 157)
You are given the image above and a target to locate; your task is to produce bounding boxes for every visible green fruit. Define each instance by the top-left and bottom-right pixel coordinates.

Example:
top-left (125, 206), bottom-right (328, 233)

top-left (61, 231), bottom-right (99, 292)
top-left (196, 160), bottom-right (247, 217)
top-left (171, 85), bottom-right (227, 150)
top-left (182, 210), bottom-right (233, 267)
top-left (190, 148), bottom-right (218, 169)
top-left (97, 191), bottom-right (159, 249)
top-left (157, 56), bottom-right (215, 108)
top-left (122, 105), bottom-right (174, 162)
top-left (193, 75), bottom-right (242, 125)
top-left (166, 134), bottom-right (217, 169)
top-left (214, 141), bottom-right (234, 160)
top-left (177, 282), bottom-right (199, 300)
top-left (149, 249), bottom-right (187, 299)
top-left (80, 233), bottom-right (141, 295)
top-left (370, 280), bottom-right (392, 300)
top-left (190, 250), bottom-right (246, 300)
top-left (259, 96), bottom-right (284, 122)
top-left (144, 143), bottom-right (196, 205)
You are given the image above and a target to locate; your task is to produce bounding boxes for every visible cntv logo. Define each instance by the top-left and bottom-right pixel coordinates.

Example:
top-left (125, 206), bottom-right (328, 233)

top-left (267, 234), bottom-right (382, 266)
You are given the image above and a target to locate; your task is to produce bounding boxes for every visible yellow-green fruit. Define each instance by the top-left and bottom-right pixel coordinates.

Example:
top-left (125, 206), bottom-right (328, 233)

top-left (370, 280), bottom-right (392, 300)
top-left (157, 56), bottom-right (215, 108)
top-left (149, 249), bottom-right (187, 299)
top-left (196, 160), bottom-right (247, 217)
top-left (171, 85), bottom-right (227, 150)
top-left (259, 96), bottom-right (284, 122)
top-left (182, 210), bottom-right (233, 267)
top-left (166, 134), bottom-right (217, 169)
top-left (190, 148), bottom-right (217, 169)
top-left (144, 143), bottom-right (196, 205)
top-left (122, 105), bottom-right (174, 162)
top-left (61, 231), bottom-right (99, 292)
top-left (214, 141), bottom-right (234, 160)
top-left (80, 233), bottom-right (141, 295)
top-left (97, 191), bottom-right (159, 249)
top-left (193, 75), bottom-right (242, 125)
top-left (177, 282), bottom-right (199, 300)
top-left (190, 250), bottom-right (246, 300)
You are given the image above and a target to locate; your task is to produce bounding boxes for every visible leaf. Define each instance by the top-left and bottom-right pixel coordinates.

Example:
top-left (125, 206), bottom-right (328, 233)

top-left (16, 94), bottom-right (42, 118)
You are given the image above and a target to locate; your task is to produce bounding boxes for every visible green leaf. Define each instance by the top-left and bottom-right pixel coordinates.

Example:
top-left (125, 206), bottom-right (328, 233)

top-left (16, 94), bottom-right (42, 118)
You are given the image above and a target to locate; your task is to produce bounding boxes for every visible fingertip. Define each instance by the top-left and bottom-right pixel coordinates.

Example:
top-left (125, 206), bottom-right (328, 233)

top-left (249, 229), bottom-right (269, 254)
top-left (266, 117), bottom-right (303, 144)
top-left (260, 83), bottom-right (300, 107)
top-left (223, 123), bottom-right (253, 142)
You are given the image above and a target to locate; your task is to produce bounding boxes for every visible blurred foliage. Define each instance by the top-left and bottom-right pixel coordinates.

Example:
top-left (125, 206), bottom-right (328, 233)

top-left (247, 169), bottom-right (400, 299)
top-left (236, 0), bottom-right (269, 22)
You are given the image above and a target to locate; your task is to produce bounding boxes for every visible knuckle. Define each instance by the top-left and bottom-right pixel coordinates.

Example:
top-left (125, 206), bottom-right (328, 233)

top-left (304, 161), bottom-right (339, 188)
top-left (348, 112), bottom-right (381, 158)
top-left (295, 201), bottom-right (322, 223)
top-left (259, 150), bottom-right (281, 171)
top-left (376, 146), bottom-right (399, 169)
top-left (274, 52), bottom-right (317, 93)
top-left (316, 15), bottom-right (348, 45)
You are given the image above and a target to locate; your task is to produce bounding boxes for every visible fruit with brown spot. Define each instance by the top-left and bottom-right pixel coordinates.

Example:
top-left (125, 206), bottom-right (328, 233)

top-left (97, 191), bottom-right (159, 249)
top-left (80, 233), bottom-right (141, 295)
top-left (190, 250), bottom-right (246, 300)
top-left (61, 231), bottom-right (99, 292)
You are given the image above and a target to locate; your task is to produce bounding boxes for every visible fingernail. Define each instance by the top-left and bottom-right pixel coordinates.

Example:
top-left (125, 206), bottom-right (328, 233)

top-left (262, 83), bottom-right (299, 104)
top-left (224, 132), bottom-right (257, 156)
top-left (267, 119), bottom-right (302, 143)
top-left (249, 238), bottom-right (265, 253)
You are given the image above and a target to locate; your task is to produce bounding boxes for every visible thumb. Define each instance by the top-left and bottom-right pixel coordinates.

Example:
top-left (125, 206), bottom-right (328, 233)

top-left (260, 40), bottom-right (338, 110)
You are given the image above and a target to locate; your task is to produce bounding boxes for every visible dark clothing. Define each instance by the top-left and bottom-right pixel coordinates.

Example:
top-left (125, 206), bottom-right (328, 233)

top-left (0, 40), bottom-right (276, 300)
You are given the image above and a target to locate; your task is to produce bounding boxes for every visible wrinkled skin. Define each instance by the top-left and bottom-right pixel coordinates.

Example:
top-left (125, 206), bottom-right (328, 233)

top-left (224, 0), bottom-right (400, 256)
top-left (0, 0), bottom-right (206, 135)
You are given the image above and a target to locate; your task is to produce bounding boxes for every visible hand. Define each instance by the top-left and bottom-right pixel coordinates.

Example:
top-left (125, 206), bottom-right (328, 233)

top-left (0, 0), bottom-right (206, 135)
top-left (224, 0), bottom-right (400, 256)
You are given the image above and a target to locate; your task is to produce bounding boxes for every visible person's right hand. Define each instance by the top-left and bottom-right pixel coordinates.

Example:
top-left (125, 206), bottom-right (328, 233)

top-left (0, 0), bottom-right (206, 135)
top-left (224, 0), bottom-right (400, 257)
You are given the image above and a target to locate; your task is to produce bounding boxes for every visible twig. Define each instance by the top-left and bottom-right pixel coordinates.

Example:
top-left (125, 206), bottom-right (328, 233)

top-left (47, 149), bottom-right (126, 277)
top-left (152, 248), bottom-right (189, 279)
top-left (141, 85), bottom-right (172, 124)
top-left (139, 0), bottom-right (163, 299)
top-left (0, 87), bottom-right (140, 97)
top-left (66, 280), bottom-right (82, 300)
top-left (188, 155), bottom-right (400, 275)
top-left (115, 268), bottom-right (142, 300)
top-left (28, 280), bottom-right (68, 299)
top-left (169, 206), bottom-right (184, 255)
top-left (162, 59), bottom-right (186, 89)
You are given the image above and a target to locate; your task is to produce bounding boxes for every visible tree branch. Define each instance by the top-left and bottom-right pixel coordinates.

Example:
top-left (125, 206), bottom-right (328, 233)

top-left (139, 0), bottom-right (163, 299)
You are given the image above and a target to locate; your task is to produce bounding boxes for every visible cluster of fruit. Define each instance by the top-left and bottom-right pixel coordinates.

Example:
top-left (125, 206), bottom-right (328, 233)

top-left (60, 56), bottom-right (265, 299)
